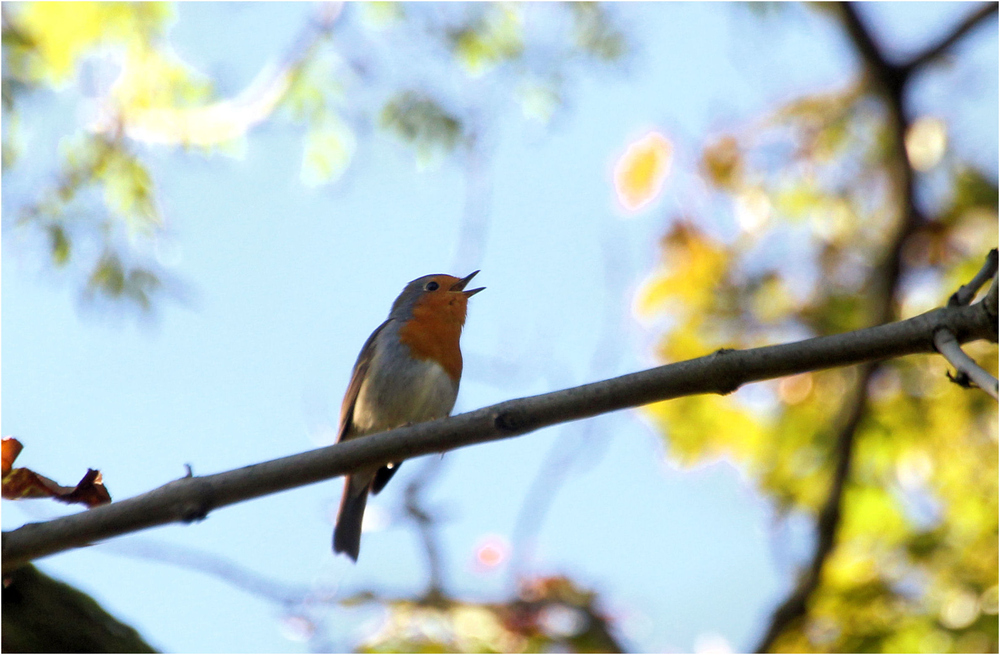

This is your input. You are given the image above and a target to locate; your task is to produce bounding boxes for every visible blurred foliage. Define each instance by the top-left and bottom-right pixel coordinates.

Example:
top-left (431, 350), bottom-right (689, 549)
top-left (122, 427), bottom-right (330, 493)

top-left (569, 3), bottom-right (627, 62)
top-left (2, 1), bottom-right (627, 313)
top-left (4, 2), bottom-right (171, 86)
top-left (379, 91), bottom-right (462, 169)
top-left (3, 564), bottom-right (157, 653)
top-left (346, 576), bottom-right (623, 654)
top-left (449, 4), bottom-right (524, 79)
top-left (637, 10), bottom-right (998, 653)
top-left (2, 3), bottom-right (175, 311)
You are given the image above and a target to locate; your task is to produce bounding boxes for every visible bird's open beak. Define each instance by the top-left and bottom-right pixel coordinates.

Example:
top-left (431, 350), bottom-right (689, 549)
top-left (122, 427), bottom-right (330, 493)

top-left (451, 270), bottom-right (485, 297)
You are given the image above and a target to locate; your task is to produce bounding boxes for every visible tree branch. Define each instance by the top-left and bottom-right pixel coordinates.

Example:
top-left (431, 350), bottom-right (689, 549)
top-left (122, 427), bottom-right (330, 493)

top-left (100, 538), bottom-right (319, 606)
top-left (401, 456), bottom-right (448, 599)
top-left (985, 273), bottom-right (999, 321)
top-left (2, 294), bottom-right (996, 573)
top-left (950, 248), bottom-right (999, 307)
top-left (903, 3), bottom-right (998, 75)
top-left (836, 4), bottom-right (906, 99)
top-left (754, 361), bottom-right (875, 652)
top-left (755, 8), bottom-right (998, 649)
top-left (835, 4), bottom-right (919, 306)
top-left (939, 251), bottom-right (1000, 398)
top-left (935, 328), bottom-right (1000, 399)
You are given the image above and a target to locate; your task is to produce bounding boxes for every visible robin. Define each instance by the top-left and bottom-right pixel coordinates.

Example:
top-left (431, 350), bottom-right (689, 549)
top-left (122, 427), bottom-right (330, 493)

top-left (333, 271), bottom-right (484, 561)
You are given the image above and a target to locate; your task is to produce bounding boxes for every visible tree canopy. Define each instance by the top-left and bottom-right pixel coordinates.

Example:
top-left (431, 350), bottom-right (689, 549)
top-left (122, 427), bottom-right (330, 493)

top-left (2, 3), bottom-right (996, 653)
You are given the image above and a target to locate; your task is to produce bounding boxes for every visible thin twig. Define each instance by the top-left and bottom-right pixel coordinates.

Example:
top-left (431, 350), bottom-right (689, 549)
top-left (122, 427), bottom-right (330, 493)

top-left (401, 456), bottom-right (447, 599)
top-left (950, 248), bottom-right (999, 306)
top-left (99, 538), bottom-right (322, 606)
top-left (903, 3), bottom-right (998, 74)
top-left (985, 274), bottom-right (999, 322)
top-left (509, 419), bottom-right (597, 579)
top-left (934, 328), bottom-right (999, 400)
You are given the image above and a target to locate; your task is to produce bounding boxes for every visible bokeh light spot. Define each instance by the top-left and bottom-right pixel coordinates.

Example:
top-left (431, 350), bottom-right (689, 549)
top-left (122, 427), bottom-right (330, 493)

top-left (981, 585), bottom-right (999, 615)
top-left (735, 187), bottom-right (771, 232)
top-left (905, 116), bottom-right (947, 171)
top-left (614, 131), bottom-right (673, 212)
top-left (360, 503), bottom-right (390, 533)
top-left (895, 448), bottom-right (933, 490)
top-left (694, 632), bottom-right (733, 653)
top-left (941, 589), bottom-right (981, 629)
top-left (538, 604), bottom-right (588, 638)
top-left (473, 534), bottom-right (509, 571)
top-left (778, 373), bottom-right (813, 405)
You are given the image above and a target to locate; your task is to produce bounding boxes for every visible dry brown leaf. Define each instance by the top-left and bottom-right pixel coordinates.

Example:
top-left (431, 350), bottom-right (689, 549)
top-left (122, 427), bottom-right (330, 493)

top-left (1, 437), bottom-right (111, 507)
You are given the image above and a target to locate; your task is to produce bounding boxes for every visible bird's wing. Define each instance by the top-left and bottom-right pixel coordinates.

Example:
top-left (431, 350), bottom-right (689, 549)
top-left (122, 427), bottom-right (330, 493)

top-left (337, 318), bottom-right (392, 443)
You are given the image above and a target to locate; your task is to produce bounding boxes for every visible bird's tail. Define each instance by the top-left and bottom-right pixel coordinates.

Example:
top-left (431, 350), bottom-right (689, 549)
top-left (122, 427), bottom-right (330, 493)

top-left (333, 475), bottom-right (370, 561)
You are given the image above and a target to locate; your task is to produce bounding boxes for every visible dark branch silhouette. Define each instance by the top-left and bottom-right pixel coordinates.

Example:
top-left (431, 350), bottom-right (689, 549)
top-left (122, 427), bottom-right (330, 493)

top-left (754, 4), bottom-right (997, 651)
top-left (904, 3), bottom-right (998, 75)
top-left (754, 363), bottom-right (874, 651)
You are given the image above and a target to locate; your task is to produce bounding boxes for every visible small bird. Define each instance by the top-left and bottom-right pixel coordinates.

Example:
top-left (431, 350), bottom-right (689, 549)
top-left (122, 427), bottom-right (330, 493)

top-left (333, 271), bottom-right (484, 561)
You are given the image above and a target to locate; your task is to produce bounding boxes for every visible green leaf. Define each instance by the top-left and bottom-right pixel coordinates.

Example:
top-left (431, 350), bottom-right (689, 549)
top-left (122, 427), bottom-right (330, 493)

top-left (379, 92), bottom-right (463, 167)
top-left (48, 224), bottom-right (71, 267)
top-left (300, 114), bottom-right (355, 187)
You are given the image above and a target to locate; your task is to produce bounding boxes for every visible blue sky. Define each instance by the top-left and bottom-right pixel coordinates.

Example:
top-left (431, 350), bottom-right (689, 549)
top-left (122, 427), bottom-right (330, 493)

top-left (2, 3), bottom-right (996, 653)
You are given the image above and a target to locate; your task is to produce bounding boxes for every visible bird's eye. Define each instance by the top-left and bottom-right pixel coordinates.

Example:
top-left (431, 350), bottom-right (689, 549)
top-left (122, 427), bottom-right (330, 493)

top-left (424, 281), bottom-right (439, 291)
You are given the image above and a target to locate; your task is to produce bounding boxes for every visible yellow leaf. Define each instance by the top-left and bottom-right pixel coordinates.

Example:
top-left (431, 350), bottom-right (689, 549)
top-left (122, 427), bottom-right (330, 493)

top-left (453, 5), bottom-right (523, 78)
top-left (614, 131), bottom-right (673, 211)
top-left (17, 2), bottom-right (170, 85)
top-left (635, 223), bottom-right (727, 317)
top-left (774, 183), bottom-right (826, 220)
top-left (646, 394), bottom-right (766, 466)
top-left (751, 274), bottom-right (797, 323)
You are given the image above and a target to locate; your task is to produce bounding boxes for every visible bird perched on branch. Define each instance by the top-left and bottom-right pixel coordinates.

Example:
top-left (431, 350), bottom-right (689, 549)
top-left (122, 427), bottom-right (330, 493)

top-left (333, 271), bottom-right (484, 561)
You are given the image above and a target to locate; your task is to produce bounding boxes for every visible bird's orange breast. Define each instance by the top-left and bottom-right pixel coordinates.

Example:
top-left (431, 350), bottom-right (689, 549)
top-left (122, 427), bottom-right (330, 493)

top-left (397, 293), bottom-right (468, 383)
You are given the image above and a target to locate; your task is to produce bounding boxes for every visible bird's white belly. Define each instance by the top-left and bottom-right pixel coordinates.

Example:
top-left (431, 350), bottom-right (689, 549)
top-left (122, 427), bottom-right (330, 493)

top-left (352, 356), bottom-right (458, 435)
